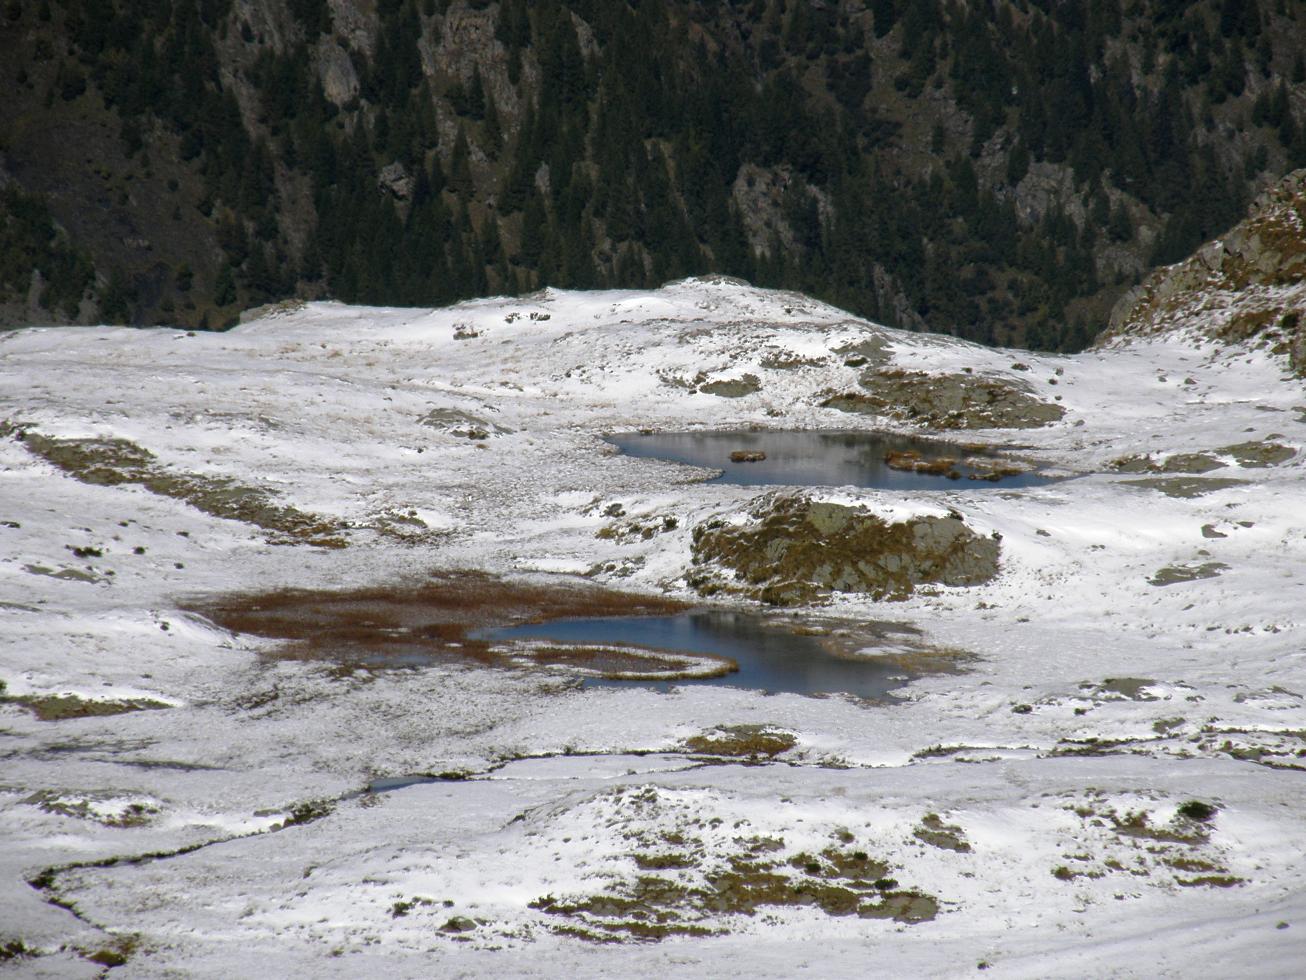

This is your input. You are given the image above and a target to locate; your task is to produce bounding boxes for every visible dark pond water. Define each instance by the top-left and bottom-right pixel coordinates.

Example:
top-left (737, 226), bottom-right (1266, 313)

top-left (485, 610), bottom-right (903, 699)
top-left (608, 430), bottom-right (1055, 489)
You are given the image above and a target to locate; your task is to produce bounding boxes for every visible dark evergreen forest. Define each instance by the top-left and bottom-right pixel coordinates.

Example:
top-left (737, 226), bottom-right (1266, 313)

top-left (2, 0), bottom-right (1305, 349)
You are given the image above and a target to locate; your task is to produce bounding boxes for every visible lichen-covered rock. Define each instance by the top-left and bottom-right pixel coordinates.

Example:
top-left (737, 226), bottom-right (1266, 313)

top-left (821, 369), bottom-right (1064, 430)
top-left (688, 494), bottom-right (1000, 604)
top-left (1103, 168), bottom-right (1306, 375)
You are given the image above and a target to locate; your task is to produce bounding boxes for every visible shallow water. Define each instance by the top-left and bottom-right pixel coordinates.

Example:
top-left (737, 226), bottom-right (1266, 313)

top-left (485, 611), bottom-right (903, 699)
top-left (608, 430), bottom-right (1054, 489)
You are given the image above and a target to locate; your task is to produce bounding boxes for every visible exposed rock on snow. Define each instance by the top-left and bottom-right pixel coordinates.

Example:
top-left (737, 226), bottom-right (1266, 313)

top-left (418, 407), bottom-right (511, 439)
top-left (1148, 561), bottom-right (1230, 587)
top-left (1120, 476), bottom-right (1250, 498)
top-left (822, 368), bottom-right (1065, 429)
top-left (237, 298), bottom-right (307, 324)
top-left (689, 494), bottom-right (1000, 605)
top-left (699, 374), bottom-right (762, 398)
top-left (1113, 440), bottom-right (1297, 474)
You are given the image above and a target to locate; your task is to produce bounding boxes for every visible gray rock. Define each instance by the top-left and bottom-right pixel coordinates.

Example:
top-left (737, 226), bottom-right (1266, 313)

top-left (317, 41), bottom-right (360, 106)
top-left (378, 162), bottom-right (414, 201)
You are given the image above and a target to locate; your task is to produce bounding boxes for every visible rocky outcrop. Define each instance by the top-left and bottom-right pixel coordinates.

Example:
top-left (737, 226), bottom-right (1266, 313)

top-left (699, 374), bottom-right (762, 398)
top-left (238, 298), bottom-right (307, 324)
top-left (317, 39), bottom-right (361, 107)
top-left (419, 407), bottom-right (511, 440)
top-left (1103, 168), bottom-right (1306, 376)
top-left (821, 369), bottom-right (1064, 430)
top-left (659, 371), bottom-right (763, 398)
top-left (377, 162), bottom-right (415, 201)
top-left (688, 494), bottom-right (1001, 605)
top-left (1112, 440), bottom-right (1297, 474)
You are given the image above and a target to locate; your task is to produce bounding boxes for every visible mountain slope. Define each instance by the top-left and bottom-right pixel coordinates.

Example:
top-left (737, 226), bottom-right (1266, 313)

top-left (4, 0), bottom-right (1306, 351)
top-left (1104, 165), bottom-right (1306, 374)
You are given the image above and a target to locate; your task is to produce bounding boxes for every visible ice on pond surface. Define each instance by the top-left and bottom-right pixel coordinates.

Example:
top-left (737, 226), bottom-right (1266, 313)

top-left (484, 610), bottom-right (905, 699)
top-left (607, 430), bottom-right (1057, 489)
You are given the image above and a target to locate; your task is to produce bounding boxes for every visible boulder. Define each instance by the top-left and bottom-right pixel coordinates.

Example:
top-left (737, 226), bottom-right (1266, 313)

top-left (688, 494), bottom-right (1000, 605)
top-left (822, 369), bottom-right (1064, 430)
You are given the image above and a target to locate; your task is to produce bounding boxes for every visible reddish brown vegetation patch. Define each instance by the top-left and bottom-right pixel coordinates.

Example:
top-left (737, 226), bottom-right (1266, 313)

top-left (883, 449), bottom-right (959, 478)
top-left (190, 572), bottom-right (690, 674)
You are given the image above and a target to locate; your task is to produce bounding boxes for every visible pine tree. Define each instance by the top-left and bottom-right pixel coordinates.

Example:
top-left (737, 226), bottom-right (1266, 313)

top-left (871, 0), bottom-right (898, 39)
top-left (519, 189), bottom-right (548, 267)
top-left (449, 124), bottom-right (474, 199)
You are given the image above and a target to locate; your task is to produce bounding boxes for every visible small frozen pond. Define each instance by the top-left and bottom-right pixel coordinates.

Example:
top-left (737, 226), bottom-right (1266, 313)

top-left (608, 430), bottom-right (1055, 489)
top-left (485, 610), bottom-right (904, 699)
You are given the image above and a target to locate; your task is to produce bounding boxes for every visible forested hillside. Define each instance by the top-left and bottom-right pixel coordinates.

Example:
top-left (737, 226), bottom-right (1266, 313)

top-left (3, 0), bottom-right (1305, 349)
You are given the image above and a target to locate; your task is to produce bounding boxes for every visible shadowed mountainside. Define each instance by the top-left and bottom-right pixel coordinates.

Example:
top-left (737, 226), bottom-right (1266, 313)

top-left (3, 0), bottom-right (1306, 352)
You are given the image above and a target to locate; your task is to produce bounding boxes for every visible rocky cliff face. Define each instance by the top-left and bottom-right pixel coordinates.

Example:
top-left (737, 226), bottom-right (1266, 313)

top-left (1104, 168), bottom-right (1306, 375)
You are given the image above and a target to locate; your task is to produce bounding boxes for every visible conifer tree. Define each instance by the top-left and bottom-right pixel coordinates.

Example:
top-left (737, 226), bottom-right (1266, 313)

top-left (449, 124), bottom-right (474, 199)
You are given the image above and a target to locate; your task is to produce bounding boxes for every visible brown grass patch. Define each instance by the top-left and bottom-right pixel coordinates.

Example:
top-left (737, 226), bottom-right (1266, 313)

top-left (683, 724), bottom-right (798, 758)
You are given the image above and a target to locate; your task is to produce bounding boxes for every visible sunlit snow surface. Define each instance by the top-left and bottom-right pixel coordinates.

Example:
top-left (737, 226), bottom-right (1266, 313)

top-left (2, 278), bottom-right (1305, 977)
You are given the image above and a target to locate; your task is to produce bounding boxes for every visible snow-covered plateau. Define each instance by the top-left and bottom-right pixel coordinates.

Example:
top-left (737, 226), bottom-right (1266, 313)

top-left (2, 277), bottom-right (1305, 977)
